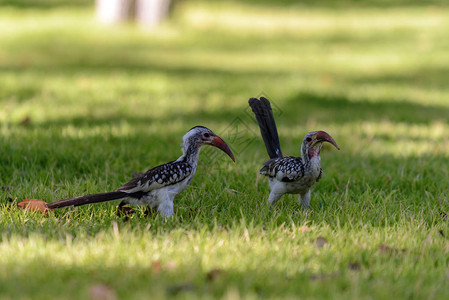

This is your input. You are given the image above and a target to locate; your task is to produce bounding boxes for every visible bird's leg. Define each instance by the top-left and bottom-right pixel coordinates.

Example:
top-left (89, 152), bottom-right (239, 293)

top-left (298, 190), bottom-right (311, 209)
top-left (116, 200), bottom-right (136, 216)
top-left (156, 189), bottom-right (175, 218)
top-left (267, 191), bottom-right (282, 208)
top-left (158, 200), bottom-right (174, 218)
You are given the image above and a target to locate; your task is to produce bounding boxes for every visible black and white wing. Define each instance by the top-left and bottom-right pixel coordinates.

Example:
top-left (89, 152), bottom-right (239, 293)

top-left (118, 160), bottom-right (193, 193)
top-left (259, 156), bottom-right (306, 182)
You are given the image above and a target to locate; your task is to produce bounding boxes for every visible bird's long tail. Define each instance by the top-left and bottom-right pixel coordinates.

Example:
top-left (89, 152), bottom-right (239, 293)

top-left (45, 191), bottom-right (131, 209)
top-left (248, 97), bottom-right (283, 159)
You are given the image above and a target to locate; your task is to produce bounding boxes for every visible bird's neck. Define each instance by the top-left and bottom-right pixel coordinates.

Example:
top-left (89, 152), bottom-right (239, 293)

top-left (306, 155), bottom-right (321, 166)
top-left (178, 141), bottom-right (200, 166)
top-left (302, 147), bottom-right (321, 174)
top-left (302, 145), bottom-right (322, 164)
top-left (305, 155), bottom-right (321, 180)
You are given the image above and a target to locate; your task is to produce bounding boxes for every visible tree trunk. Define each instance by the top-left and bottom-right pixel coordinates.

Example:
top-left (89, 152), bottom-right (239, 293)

top-left (136, 0), bottom-right (172, 28)
top-left (96, 0), bottom-right (172, 27)
top-left (96, 0), bottom-right (135, 24)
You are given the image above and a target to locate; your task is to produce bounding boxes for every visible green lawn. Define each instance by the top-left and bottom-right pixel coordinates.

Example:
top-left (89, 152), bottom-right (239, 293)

top-left (1, 0), bottom-right (449, 299)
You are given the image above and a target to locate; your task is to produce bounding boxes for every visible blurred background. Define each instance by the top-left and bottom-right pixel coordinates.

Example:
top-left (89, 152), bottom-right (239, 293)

top-left (1, 0), bottom-right (449, 188)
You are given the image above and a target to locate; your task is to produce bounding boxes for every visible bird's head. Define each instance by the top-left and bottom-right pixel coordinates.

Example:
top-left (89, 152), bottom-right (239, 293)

top-left (182, 126), bottom-right (235, 162)
top-left (301, 131), bottom-right (339, 160)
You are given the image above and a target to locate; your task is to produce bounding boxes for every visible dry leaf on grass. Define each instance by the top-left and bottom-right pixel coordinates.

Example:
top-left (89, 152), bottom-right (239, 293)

top-left (17, 199), bottom-right (52, 216)
top-left (89, 284), bottom-right (118, 300)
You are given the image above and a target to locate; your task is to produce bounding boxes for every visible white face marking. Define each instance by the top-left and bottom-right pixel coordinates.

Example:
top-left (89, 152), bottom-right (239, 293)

top-left (181, 128), bottom-right (201, 148)
top-left (182, 129), bottom-right (198, 141)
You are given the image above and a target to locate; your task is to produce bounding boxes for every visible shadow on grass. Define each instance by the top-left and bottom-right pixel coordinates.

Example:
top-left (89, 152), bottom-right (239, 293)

top-left (3, 87), bottom-right (447, 129)
top-left (282, 91), bottom-right (449, 126)
top-left (2, 0), bottom-right (448, 10)
top-left (224, 0), bottom-right (449, 8)
top-left (0, 0), bottom-right (91, 9)
top-left (348, 66), bottom-right (449, 89)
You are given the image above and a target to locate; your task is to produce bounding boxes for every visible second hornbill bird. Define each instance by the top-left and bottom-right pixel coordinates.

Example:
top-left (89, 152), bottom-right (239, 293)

top-left (249, 97), bottom-right (339, 208)
top-left (46, 126), bottom-right (235, 217)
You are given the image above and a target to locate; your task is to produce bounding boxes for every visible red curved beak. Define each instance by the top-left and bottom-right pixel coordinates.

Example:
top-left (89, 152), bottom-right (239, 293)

top-left (210, 136), bottom-right (235, 162)
top-left (315, 131), bottom-right (340, 150)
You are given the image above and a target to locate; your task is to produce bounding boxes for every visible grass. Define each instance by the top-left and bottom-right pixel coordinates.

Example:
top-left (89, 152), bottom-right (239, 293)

top-left (1, 0), bottom-right (449, 299)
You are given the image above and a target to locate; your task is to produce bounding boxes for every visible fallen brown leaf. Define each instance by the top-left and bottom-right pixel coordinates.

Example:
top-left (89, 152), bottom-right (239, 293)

top-left (89, 284), bottom-right (118, 300)
top-left (206, 268), bottom-right (223, 281)
top-left (17, 199), bottom-right (52, 216)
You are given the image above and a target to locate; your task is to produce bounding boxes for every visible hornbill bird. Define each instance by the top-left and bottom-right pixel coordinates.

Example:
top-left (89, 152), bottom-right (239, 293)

top-left (248, 97), bottom-right (339, 208)
top-left (46, 126), bottom-right (235, 217)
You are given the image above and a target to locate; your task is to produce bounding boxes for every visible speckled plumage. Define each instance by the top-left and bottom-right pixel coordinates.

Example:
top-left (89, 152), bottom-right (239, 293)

top-left (46, 126), bottom-right (234, 217)
top-left (260, 156), bottom-right (306, 182)
top-left (249, 97), bottom-right (339, 208)
top-left (118, 160), bottom-right (193, 193)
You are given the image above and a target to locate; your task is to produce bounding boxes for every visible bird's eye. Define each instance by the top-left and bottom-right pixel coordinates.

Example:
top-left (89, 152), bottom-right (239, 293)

top-left (203, 133), bottom-right (210, 138)
top-left (306, 137), bottom-right (312, 142)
